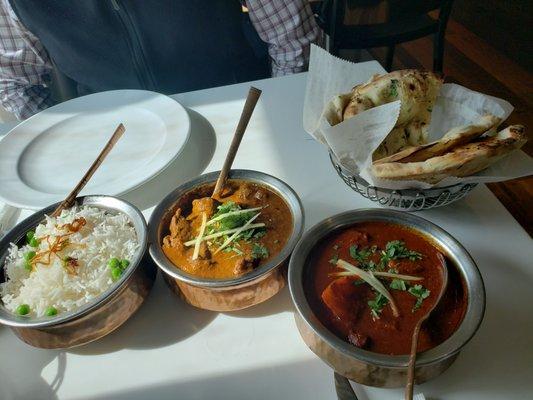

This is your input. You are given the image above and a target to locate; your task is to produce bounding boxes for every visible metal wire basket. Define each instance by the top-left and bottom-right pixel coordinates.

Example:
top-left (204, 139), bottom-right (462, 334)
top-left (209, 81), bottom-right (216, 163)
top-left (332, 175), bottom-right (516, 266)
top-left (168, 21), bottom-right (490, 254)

top-left (329, 152), bottom-right (477, 211)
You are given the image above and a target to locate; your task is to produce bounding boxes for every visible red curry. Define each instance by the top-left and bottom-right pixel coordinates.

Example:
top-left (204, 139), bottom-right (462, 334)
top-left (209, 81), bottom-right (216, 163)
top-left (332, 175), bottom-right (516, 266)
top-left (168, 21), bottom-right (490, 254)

top-left (305, 221), bottom-right (467, 355)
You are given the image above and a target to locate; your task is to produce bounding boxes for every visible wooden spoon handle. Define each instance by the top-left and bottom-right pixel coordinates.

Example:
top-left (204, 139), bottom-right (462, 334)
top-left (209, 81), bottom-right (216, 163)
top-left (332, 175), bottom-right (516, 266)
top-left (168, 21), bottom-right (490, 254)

top-left (51, 123), bottom-right (126, 217)
top-left (405, 320), bottom-right (423, 400)
top-left (212, 86), bottom-right (262, 197)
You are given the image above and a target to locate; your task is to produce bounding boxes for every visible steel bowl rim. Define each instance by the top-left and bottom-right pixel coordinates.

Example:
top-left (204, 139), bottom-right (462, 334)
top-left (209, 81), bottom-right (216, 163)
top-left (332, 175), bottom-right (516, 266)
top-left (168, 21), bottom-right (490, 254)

top-left (288, 208), bottom-right (486, 368)
top-left (0, 195), bottom-right (148, 328)
top-left (148, 169), bottom-right (304, 288)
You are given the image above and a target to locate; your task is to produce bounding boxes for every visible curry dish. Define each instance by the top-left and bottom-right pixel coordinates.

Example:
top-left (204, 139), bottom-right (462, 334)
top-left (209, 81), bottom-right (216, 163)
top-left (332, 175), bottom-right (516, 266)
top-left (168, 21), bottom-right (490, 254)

top-left (162, 180), bottom-right (293, 280)
top-left (305, 221), bottom-right (467, 355)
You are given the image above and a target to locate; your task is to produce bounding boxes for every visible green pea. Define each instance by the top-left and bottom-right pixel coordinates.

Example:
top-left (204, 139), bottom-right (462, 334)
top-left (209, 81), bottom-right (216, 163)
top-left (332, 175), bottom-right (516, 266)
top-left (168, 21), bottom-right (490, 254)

top-left (45, 306), bottom-right (57, 316)
top-left (23, 260), bottom-right (32, 271)
top-left (29, 237), bottom-right (40, 248)
top-left (108, 258), bottom-right (120, 269)
top-left (120, 259), bottom-right (130, 270)
top-left (24, 251), bottom-right (36, 261)
top-left (110, 267), bottom-right (122, 281)
top-left (26, 230), bottom-right (35, 243)
top-left (16, 304), bottom-right (30, 316)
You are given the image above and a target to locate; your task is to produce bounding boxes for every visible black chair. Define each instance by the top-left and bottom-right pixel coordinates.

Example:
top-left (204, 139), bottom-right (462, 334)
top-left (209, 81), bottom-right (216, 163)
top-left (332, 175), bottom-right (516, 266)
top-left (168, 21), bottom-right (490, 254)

top-left (314, 0), bottom-right (454, 72)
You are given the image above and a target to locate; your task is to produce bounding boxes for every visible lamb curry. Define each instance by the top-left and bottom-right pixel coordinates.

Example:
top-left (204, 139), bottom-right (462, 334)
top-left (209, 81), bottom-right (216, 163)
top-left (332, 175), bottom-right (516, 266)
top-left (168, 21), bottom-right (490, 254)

top-left (305, 221), bottom-right (467, 355)
top-left (162, 180), bottom-right (293, 280)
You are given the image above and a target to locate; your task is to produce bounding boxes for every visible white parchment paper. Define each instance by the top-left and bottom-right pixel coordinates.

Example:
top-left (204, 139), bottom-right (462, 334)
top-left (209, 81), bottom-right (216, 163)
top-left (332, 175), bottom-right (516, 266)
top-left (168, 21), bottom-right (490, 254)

top-left (303, 45), bottom-right (533, 189)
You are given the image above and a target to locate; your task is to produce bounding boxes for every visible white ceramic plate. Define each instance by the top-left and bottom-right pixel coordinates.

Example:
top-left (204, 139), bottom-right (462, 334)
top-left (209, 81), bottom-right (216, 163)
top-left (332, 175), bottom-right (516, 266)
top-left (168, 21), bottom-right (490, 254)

top-left (0, 90), bottom-right (190, 209)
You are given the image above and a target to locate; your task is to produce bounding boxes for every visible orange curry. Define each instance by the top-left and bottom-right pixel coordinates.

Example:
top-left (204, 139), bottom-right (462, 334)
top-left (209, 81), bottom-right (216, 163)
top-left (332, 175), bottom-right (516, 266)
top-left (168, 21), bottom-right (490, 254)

top-left (162, 180), bottom-right (293, 279)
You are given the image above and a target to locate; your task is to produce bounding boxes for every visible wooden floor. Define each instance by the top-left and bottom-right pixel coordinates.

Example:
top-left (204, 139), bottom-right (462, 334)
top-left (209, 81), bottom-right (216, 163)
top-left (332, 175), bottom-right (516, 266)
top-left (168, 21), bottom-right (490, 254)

top-left (366, 17), bottom-right (533, 236)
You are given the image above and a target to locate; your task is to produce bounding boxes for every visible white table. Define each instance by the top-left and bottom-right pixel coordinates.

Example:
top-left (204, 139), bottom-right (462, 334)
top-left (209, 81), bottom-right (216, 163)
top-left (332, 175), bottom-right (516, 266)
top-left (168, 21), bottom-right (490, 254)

top-left (1, 71), bottom-right (532, 400)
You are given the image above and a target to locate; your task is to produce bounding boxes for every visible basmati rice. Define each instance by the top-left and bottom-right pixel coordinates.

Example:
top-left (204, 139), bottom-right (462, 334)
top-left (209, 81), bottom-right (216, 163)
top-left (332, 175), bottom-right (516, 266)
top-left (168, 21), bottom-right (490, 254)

top-left (0, 206), bottom-right (139, 318)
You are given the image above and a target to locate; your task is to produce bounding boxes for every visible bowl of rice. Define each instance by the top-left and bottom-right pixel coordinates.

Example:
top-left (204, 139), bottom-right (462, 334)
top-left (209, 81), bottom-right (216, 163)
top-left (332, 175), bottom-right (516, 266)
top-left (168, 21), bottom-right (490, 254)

top-left (0, 195), bottom-right (155, 349)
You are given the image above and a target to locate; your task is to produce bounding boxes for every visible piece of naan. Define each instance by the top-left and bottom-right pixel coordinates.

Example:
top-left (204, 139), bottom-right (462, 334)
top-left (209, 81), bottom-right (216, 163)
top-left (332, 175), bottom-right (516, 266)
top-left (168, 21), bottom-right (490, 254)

top-left (342, 70), bottom-right (443, 159)
top-left (371, 125), bottom-right (527, 183)
top-left (374, 114), bottom-right (502, 164)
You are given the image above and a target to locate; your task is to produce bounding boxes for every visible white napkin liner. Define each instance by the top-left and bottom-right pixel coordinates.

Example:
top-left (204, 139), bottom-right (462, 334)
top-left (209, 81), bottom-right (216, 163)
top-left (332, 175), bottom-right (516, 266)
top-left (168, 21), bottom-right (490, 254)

top-left (303, 45), bottom-right (532, 189)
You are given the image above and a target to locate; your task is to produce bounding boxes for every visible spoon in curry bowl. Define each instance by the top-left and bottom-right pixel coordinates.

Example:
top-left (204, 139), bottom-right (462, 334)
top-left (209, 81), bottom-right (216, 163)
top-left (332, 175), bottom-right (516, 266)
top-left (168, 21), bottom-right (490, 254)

top-left (405, 252), bottom-right (448, 400)
top-left (212, 86), bottom-right (262, 198)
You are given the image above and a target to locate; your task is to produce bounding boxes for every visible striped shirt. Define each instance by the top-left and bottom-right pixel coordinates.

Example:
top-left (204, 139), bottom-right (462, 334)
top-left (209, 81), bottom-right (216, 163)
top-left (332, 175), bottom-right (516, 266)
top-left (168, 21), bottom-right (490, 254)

top-left (0, 0), bottom-right (320, 120)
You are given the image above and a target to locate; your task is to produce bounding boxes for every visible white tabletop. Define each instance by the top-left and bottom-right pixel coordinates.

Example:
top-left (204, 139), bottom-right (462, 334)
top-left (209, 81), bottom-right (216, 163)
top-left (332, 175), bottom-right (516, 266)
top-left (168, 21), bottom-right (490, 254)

top-left (1, 71), bottom-right (532, 400)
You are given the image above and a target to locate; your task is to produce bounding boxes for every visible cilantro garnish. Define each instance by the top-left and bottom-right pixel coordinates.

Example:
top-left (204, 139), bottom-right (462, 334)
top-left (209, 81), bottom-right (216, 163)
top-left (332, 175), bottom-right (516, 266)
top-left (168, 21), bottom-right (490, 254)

top-left (385, 240), bottom-right (422, 260)
top-left (253, 229), bottom-right (267, 239)
top-left (390, 279), bottom-right (407, 291)
top-left (379, 240), bottom-right (422, 269)
top-left (408, 284), bottom-right (430, 311)
top-left (251, 243), bottom-right (269, 260)
top-left (349, 244), bottom-right (372, 263)
top-left (389, 79), bottom-right (399, 98)
top-left (366, 261), bottom-right (377, 271)
top-left (368, 292), bottom-right (388, 319)
top-left (206, 202), bottom-right (267, 256)
top-left (212, 201), bottom-right (239, 218)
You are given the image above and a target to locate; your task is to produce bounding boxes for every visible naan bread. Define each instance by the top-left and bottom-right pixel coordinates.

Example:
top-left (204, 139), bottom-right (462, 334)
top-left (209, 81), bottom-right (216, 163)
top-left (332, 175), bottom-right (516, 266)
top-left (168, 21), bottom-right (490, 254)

top-left (374, 114), bottom-right (502, 164)
top-left (342, 70), bottom-right (443, 159)
top-left (323, 93), bottom-right (352, 127)
top-left (371, 125), bottom-right (527, 183)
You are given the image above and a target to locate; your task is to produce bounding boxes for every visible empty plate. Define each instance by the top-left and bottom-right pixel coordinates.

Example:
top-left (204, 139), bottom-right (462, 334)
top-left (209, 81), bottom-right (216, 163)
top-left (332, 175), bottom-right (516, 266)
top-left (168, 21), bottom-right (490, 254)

top-left (0, 90), bottom-right (190, 209)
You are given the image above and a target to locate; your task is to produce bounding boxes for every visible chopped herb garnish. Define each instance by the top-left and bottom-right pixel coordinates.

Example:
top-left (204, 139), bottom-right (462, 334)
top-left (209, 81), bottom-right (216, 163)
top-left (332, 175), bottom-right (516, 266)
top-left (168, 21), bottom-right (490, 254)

top-left (212, 201), bottom-right (239, 217)
top-left (336, 259), bottom-right (400, 317)
top-left (408, 284), bottom-right (430, 311)
top-left (379, 240), bottom-right (422, 269)
top-left (253, 229), bottom-right (267, 239)
top-left (368, 293), bottom-right (388, 319)
top-left (209, 201), bottom-right (258, 231)
top-left (386, 240), bottom-right (422, 260)
top-left (26, 230), bottom-right (35, 243)
top-left (390, 279), bottom-right (407, 291)
top-left (200, 202), bottom-right (269, 256)
top-left (349, 244), bottom-right (372, 264)
top-left (353, 279), bottom-right (365, 286)
top-left (251, 243), bottom-right (269, 259)
top-left (329, 254), bottom-right (339, 265)
top-left (389, 79), bottom-right (399, 98)
top-left (224, 246), bottom-right (244, 256)
top-left (219, 211), bottom-right (255, 231)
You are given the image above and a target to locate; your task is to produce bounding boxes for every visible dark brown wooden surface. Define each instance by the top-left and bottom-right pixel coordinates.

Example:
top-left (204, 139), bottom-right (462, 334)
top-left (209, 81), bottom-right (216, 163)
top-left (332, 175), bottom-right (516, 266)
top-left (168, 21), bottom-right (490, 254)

top-left (366, 16), bottom-right (533, 236)
top-left (451, 0), bottom-right (533, 71)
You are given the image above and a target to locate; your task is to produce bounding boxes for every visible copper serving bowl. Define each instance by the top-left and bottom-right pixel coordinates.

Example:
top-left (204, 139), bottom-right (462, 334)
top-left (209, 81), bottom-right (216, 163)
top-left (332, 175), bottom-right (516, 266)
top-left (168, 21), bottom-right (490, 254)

top-left (0, 195), bottom-right (156, 349)
top-left (288, 209), bottom-right (485, 388)
top-left (148, 170), bottom-right (304, 312)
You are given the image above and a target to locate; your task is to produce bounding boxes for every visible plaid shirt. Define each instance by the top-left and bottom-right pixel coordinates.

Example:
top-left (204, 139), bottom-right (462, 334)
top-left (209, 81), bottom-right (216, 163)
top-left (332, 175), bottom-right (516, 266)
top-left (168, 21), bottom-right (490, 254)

top-left (0, 0), bottom-right (319, 120)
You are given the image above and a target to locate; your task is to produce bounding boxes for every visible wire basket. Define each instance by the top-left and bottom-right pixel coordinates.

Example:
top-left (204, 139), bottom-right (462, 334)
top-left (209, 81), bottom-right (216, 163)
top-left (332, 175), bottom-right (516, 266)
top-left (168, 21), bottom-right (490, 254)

top-left (329, 152), bottom-right (477, 211)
